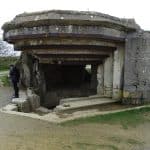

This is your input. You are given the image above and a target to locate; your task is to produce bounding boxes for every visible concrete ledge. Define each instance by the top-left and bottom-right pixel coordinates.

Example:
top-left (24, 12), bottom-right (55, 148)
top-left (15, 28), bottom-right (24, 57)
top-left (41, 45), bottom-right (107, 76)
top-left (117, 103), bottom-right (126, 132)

top-left (56, 98), bottom-right (119, 112)
top-left (3, 10), bottom-right (140, 31)
top-left (1, 104), bottom-right (150, 123)
top-left (60, 95), bottom-right (111, 104)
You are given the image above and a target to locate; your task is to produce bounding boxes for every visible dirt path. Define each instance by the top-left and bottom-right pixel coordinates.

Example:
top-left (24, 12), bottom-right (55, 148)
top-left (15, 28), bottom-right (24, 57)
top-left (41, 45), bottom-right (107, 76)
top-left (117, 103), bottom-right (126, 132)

top-left (0, 110), bottom-right (149, 150)
top-left (0, 86), bottom-right (13, 107)
top-left (0, 80), bottom-right (150, 149)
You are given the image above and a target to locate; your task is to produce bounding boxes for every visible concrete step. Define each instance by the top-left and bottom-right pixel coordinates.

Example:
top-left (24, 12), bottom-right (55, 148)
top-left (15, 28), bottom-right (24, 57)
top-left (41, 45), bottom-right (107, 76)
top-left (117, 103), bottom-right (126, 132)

top-left (60, 95), bottom-right (111, 104)
top-left (55, 97), bottom-right (119, 113)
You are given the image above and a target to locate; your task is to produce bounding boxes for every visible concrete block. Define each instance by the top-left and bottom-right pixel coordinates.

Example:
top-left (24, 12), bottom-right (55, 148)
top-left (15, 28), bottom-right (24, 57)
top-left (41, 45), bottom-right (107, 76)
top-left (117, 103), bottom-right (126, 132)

top-left (12, 98), bottom-right (30, 113)
top-left (26, 88), bottom-right (40, 111)
top-left (27, 94), bottom-right (40, 111)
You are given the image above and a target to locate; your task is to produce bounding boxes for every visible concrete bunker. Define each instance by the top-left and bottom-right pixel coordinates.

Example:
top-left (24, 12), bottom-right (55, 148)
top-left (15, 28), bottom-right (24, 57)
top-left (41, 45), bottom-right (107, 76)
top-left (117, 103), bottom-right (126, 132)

top-left (3, 10), bottom-right (150, 109)
top-left (39, 46), bottom-right (115, 108)
top-left (17, 43), bottom-right (123, 108)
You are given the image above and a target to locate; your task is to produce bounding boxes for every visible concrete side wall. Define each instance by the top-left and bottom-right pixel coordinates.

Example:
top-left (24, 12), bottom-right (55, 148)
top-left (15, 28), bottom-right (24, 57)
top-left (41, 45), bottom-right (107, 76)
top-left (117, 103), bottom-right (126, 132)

top-left (112, 44), bottom-right (124, 100)
top-left (123, 31), bottom-right (150, 103)
top-left (91, 65), bottom-right (98, 91)
top-left (97, 64), bottom-right (104, 95)
top-left (103, 53), bottom-right (113, 97)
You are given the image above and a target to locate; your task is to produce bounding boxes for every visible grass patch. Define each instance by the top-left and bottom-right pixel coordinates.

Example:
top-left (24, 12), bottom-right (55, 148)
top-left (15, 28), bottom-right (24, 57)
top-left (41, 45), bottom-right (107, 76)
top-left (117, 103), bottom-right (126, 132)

top-left (127, 138), bottom-right (144, 145)
top-left (0, 57), bottom-right (19, 71)
top-left (108, 136), bottom-right (144, 147)
top-left (0, 75), bottom-right (10, 86)
top-left (61, 107), bottom-right (150, 128)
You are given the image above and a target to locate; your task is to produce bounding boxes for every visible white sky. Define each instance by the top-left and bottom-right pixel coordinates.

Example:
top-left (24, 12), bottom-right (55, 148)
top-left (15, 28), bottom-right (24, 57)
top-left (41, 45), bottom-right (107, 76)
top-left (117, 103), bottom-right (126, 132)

top-left (0, 0), bottom-right (150, 37)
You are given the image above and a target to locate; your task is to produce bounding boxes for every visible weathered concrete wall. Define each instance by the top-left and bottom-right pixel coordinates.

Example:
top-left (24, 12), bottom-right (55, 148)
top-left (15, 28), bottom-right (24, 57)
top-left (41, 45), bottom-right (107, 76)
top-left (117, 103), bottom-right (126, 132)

top-left (97, 45), bottom-right (125, 99)
top-left (123, 31), bottom-right (150, 104)
top-left (91, 65), bottom-right (98, 92)
top-left (4, 25), bottom-right (126, 43)
top-left (17, 53), bottom-right (47, 105)
top-left (97, 64), bottom-right (104, 95)
top-left (103, 53), bottom-right (113, 97)
top-left (112, 44), bottom-right (124, 100)
top-left (18, 52), bottom-right (33, 87)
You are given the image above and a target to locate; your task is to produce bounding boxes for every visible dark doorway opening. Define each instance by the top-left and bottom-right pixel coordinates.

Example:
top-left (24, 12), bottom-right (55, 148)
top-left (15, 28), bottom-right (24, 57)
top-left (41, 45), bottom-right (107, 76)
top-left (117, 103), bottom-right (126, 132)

top-left (42, 64), bottom-right (97, 108)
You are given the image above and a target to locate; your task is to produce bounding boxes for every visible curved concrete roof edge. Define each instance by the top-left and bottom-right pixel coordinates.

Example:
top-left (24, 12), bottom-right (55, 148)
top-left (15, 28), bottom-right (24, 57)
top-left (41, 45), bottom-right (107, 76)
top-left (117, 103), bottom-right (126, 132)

top-left (16, 9), bottom-right (135, 22)
top-left (2, 10), bottom-right (141, 31)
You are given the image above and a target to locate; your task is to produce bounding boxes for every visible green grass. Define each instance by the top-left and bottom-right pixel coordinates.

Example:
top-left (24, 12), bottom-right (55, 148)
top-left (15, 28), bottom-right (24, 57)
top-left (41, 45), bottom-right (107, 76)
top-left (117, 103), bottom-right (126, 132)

top-left (0, 57), bottom-right (19, 71)
top-left (0, 75), bottom-right (10, 86)
top-left (61, 107), bottom-right (150, 128)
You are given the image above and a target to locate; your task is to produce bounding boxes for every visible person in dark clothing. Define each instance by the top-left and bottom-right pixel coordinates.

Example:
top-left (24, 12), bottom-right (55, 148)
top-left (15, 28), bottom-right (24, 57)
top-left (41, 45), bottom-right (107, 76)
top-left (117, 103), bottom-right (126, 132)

top-left (9, 64), bottom-right (20, 98)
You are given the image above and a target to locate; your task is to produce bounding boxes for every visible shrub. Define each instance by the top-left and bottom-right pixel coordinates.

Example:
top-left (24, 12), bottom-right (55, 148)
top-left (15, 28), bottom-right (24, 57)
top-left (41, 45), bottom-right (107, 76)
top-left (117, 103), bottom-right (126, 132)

top-left (0, 57), bottom-right (19, 71)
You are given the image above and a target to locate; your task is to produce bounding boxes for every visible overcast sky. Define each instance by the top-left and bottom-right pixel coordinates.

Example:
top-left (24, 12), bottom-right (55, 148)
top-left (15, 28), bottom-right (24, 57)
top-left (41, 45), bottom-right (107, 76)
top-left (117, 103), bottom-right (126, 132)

top-left (0, 0), bottom-right (150, 37)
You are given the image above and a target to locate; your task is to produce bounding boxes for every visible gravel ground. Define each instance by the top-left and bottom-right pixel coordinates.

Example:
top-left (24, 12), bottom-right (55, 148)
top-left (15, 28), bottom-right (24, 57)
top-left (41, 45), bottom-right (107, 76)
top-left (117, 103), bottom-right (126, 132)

top-left (0, 86), bottom-right (13, 108)
top-left (0, 111), bottom-right (149, 150)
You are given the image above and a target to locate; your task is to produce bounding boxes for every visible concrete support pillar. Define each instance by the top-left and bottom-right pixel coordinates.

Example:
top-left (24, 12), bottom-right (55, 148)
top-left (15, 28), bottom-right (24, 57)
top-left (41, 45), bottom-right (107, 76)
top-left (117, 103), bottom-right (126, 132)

top-left (104, 53), bottom-right (113, 97)
top-left (97, 64), bottom-right (104, 95)
top-left (112, 45), bottom-right (124, 100)
top-left (91, 65), bottom-right (98, 92)
top-left (37, 64), bottom-right (46, 105)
